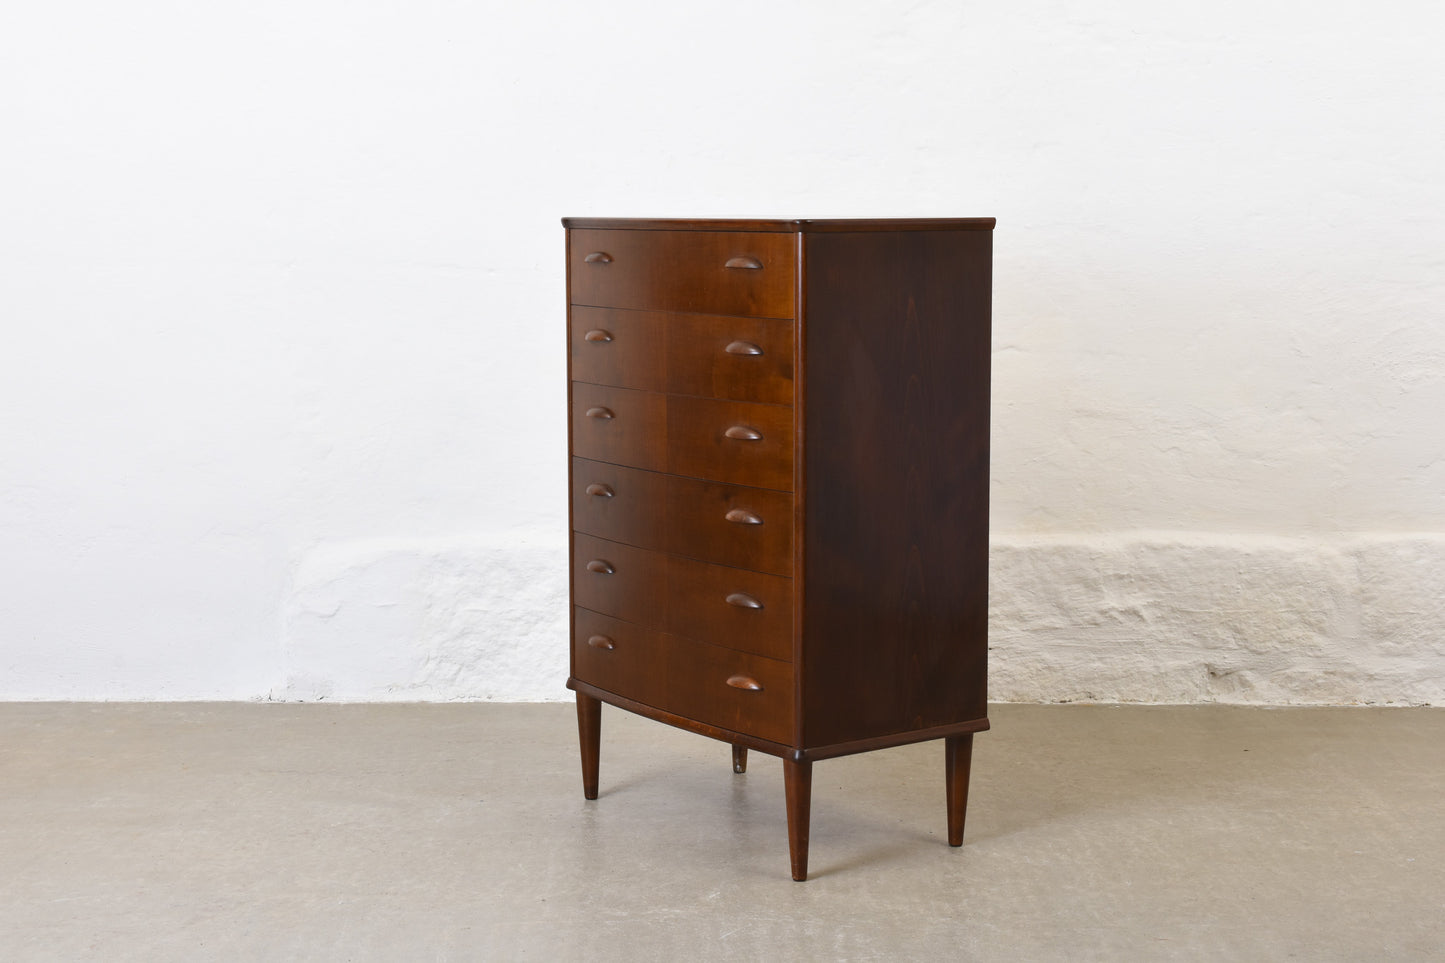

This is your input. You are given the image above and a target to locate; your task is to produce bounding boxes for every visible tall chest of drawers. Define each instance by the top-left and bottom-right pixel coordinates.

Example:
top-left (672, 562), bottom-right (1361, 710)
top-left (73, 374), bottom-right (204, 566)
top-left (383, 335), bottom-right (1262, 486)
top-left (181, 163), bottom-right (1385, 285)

top-left (564, 217), bottom-right (994, 880)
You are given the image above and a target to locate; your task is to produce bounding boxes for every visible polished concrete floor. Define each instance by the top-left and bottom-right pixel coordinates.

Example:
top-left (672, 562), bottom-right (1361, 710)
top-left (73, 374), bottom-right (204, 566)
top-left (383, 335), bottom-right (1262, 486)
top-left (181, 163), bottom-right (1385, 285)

top-left (1, 702), bottom-right (1441, 960)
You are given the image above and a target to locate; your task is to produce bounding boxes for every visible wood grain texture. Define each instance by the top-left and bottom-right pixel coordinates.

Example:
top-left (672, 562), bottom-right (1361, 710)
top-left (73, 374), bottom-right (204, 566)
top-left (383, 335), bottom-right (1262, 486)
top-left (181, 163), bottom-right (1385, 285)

top-left (946, 733), bottom-right (974, 846)
top-left (571, 533), bottom-right (792, 661)
top-left (571, 533), bottom-right (667, 628)
top-left (566, 231), bottom-right (578, 696)
top-left (562, 217), bottom-right (997, 234)
top-left (571, 458), bottom-right (793, 575)
top-left (567, 677), bottom-right (794, 759)
top-left (576, 691), bottom-right (601, 800)
top-left (570, 229), bottom-right (795, 318)
top-left (569, 306), bottom-right (795, 405)
top-left (732, 744), bottom-right (748, 773)
top-left (667, 559), bottom-right (792, 662)
top-left (783, 758), bottom-right (813, 881)
top-left (571, 385), bottom-right (794, 491)
top-left (799, 229), bottom-right (992, 747)
top-left (661, 392), bottom-right (794, 491)
top-left (790, 230), bottom-right (807, 747)
top-left (572, 607), bottom-right (795, 743)
top-left (564, 217), bottom-right (994, 879)
top-left (793, 716), bottom-right (989, 762)
top-left (568, 382), bottom-right (667, 472)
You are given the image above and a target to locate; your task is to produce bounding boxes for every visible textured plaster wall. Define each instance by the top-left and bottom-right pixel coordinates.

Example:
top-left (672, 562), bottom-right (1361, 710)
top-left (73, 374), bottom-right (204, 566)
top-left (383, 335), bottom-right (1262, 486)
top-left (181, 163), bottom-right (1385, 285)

top-left (2, 1), bottom-right (1442, 703)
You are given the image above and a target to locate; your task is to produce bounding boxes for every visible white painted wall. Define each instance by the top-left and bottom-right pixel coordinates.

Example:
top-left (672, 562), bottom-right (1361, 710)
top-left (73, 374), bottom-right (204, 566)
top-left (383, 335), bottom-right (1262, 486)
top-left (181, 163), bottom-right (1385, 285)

top-left (2, 1), bottom-right (1441, 703)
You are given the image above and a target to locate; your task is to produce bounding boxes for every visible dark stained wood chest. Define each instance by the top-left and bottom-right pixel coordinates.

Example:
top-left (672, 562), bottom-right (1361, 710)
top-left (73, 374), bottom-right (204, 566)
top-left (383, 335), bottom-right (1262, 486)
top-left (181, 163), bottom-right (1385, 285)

top-left (564, 217), bottom-right (994, 879)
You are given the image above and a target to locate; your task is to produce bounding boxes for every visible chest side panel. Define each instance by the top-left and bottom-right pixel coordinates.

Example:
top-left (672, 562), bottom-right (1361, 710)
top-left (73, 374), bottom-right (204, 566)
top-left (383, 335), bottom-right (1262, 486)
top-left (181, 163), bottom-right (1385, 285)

top-left (800, 229), bottom-right (992, 747)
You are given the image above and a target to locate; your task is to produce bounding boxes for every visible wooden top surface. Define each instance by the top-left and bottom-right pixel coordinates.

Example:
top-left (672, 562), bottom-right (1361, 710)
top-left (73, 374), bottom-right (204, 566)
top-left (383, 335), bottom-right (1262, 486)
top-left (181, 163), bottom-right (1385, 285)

top-left (561, 217), bottom-right (995, 233)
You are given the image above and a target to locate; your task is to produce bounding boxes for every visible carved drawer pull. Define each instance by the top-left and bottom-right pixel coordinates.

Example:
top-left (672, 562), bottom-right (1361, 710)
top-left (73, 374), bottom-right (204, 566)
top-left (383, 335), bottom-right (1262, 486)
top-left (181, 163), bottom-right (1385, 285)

top-left (586, 635), bottom-right (615, 650)
top-left (726, 674), bottom-right (764, 691)
top-left (583, 252), bottom-right (613, 264)
top-left (585, 407), bottom-right (615, 420)
top-left (584, 329), bottom-right (613, 343)
top-left (725, 509), bottom-right (763, 525)
top-left (724, 256), bottom-right (763, 270)
top-left (725, 340), bottom-right (763, 356)
top-left (724, 425), bottom-right (762, 441)
top-left (585, 483), bottom-right (614, 498)
top-left (725, 592), bottom-right (763, 610)
top-left (585, 559), bottom-right (615, 574)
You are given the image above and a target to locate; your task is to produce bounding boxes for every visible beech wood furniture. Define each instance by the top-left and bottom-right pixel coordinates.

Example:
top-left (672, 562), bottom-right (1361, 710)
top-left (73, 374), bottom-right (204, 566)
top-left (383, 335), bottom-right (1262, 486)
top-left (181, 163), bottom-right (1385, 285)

top-left (564, 217), bottom-right (993, 880)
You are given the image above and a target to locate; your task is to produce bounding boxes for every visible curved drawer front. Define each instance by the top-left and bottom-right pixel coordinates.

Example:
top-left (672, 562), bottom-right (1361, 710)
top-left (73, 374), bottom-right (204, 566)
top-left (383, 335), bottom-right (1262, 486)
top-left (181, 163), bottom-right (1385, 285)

top-left (569, 383), bottom-right (666, 471)
top-left (665, 557), bottom-right (792, 662)
top-left (570, 306), bottom-right (795, 406)
top-left (571, 385), bottom-right (793, 491)
top-left (570, 229), bottom-right (795, 319)
top-left (572, 458), bottom-right (792, 576)
top-left (571, 533), bottom-right (666, 625)
top-left (573, 607), bottom-right (794, 744)
top-left (572, 534), bottom-right (791, 661)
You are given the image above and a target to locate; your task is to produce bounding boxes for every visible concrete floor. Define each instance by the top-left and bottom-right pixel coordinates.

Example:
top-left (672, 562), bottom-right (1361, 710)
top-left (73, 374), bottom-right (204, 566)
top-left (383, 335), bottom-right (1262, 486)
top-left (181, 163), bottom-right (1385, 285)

top-left (1, 704), bottom-right (1441, 961)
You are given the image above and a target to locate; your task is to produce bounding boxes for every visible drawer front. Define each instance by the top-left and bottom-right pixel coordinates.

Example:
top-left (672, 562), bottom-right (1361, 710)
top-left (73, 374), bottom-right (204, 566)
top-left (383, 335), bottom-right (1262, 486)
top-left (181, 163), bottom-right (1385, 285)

top-left (572, 533), bottom-right (665, 623)
top-left (569, 229), bottom-right (796, 319)
top-left (573, 607), bottom-right (794, 744)
top-left (570, 306), bottom-right (795, 405)
top-left (665, 555), bottom-right (792, 662)
top-left (569, 383), bottom-right (666, 471)
top-left (572, 533), bottom-right (792, 661)
top-left (572, 458), bottom-right (793, 576)
top-left (571, 385), bottom-right (793, 491)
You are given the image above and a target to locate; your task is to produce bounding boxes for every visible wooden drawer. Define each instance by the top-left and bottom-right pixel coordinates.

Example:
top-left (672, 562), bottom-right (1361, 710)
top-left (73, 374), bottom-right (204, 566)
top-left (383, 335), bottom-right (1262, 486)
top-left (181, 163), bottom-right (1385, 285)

top-left (572, 458), bottom-right (792, 576)
top-left (666, 555), bottom-right (793, 662)
top-left (570, 229), bottom-right (795, 319)
top-left (572, 533), bottom-right (792, 661)
top-left (572, 532), bottom-right (665, 626)
top-left (573, 607), bottom-right (794, 744)
top-left (570, 306), bottom-right (794, 406)
top-left (571, 385), bottom-right (793, 491)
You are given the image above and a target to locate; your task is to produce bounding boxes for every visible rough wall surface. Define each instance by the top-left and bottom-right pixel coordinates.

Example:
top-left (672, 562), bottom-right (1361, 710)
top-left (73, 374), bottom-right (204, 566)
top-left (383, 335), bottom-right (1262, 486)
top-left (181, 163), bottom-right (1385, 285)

top-left (275, 535), bottom-right (1444, 705)
top-left (2, 1), bottom-right (1441, 702)
top-left (990, 535), bottom-right (1445, 705)
top-left (283, 536), bottom-right (568, 702)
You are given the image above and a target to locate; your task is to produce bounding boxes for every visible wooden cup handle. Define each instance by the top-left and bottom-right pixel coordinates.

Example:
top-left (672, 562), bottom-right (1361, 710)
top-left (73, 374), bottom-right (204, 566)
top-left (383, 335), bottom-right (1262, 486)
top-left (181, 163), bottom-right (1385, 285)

top-left (584, 329), bottom-right (613, 342)
top-left (724, 425), bottom-right (762, 441)
top-left (724, 256), bottom-right (763, 270)
top-left (587, 635), bottom-right (615, 650)
top-left (726, 674), bottom-right (764, 691)
top-left (725, 341), bottom-right (763, 356)
top-left (584, 252), bottom-right (612, 264)
top-left (585, 483), bottom-right (614, 498)
top-left (585, 559), bottom-right (614, 574)
top-left (725, 593), bottom-right (763, 610)
top-left (585, 407), bottom-right (614, 420)
top-left (725, 509), bottom-right (763, 525)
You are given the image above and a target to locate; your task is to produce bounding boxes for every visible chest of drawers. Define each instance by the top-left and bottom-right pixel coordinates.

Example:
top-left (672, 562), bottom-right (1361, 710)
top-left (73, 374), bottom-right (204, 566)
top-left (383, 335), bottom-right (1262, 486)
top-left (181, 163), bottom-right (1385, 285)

top-left (564, 217), bottom-right (994, 880)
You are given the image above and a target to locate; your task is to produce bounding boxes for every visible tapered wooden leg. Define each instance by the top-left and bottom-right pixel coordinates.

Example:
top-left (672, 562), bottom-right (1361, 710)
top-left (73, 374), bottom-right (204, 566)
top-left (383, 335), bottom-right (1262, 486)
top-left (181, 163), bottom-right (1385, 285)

top-left (576, 692), bottom-right (601, 800)
top-left (732, 744), bottom-right (748, 774)
top-left (946, 733), bottom-right (974, 846)
top-left (783, 757), bottom-right (813, 881)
